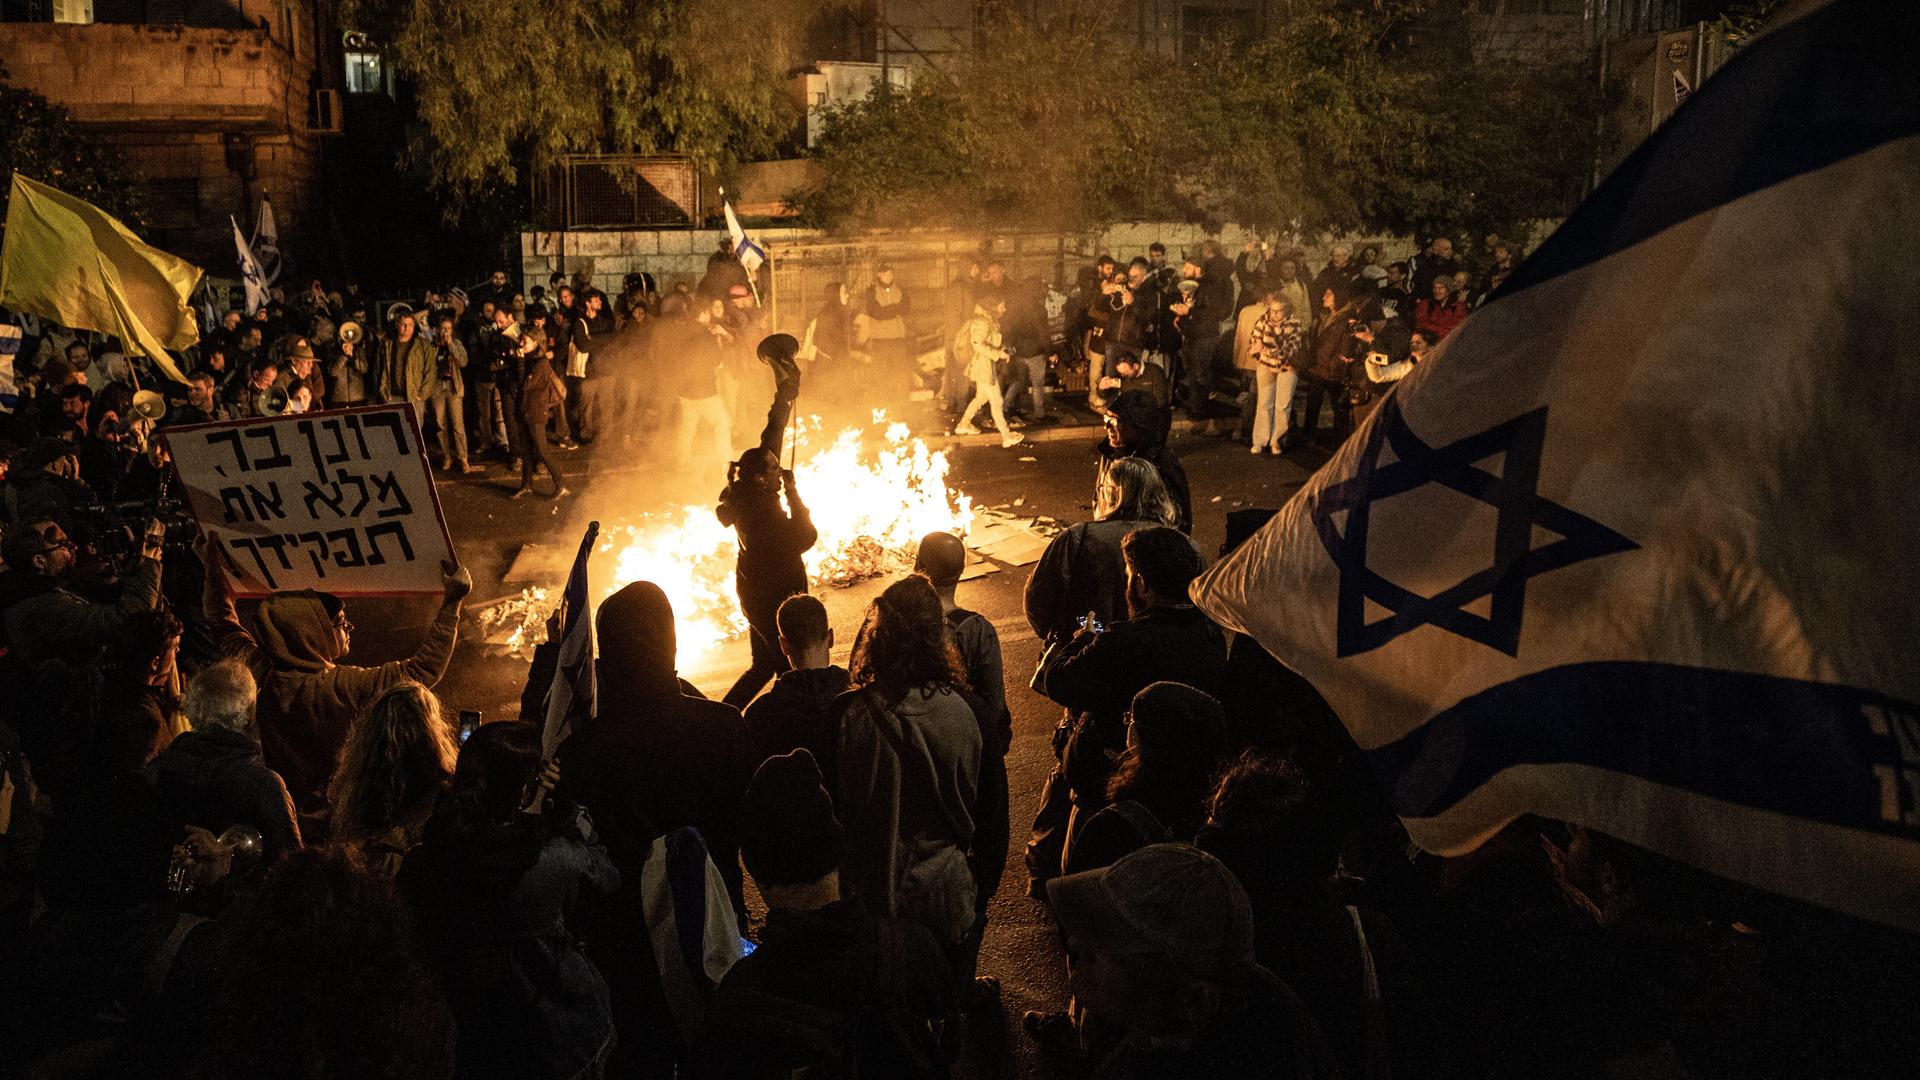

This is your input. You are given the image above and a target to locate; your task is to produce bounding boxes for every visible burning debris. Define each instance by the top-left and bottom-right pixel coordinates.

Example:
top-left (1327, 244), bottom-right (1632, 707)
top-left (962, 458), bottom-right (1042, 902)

top-left (480, 413), bottom-right (977, 664)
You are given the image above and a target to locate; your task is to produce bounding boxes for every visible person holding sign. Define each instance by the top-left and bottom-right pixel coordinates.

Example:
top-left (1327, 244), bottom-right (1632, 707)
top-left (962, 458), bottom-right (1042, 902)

top-left (200, 533), bottom-right (473, 824)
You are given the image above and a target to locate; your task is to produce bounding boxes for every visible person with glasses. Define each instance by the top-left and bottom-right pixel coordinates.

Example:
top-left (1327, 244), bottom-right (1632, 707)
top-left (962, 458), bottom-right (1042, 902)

top-left (0, 515), bottom-right (165, 670)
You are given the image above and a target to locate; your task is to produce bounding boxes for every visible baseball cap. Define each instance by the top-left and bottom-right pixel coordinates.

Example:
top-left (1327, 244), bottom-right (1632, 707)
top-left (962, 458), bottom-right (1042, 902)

top-left (1047, 843), bottom-right (1262, 981)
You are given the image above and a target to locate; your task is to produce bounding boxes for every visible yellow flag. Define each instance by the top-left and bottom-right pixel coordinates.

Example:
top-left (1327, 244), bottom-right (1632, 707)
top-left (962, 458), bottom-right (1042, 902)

top-left (0, 171), bottom-right (201, 383)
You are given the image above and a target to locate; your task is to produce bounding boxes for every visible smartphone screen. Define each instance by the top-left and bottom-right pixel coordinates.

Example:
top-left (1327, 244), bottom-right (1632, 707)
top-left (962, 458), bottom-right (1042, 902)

top-left (457, 710), bottom-right (482, 744)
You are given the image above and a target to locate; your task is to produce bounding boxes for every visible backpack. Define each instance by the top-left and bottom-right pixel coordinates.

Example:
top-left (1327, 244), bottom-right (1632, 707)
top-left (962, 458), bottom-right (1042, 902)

top-left (945, 607), bottom-right (1012, 743)
top-left (950, 322), bottom-right (974, 367)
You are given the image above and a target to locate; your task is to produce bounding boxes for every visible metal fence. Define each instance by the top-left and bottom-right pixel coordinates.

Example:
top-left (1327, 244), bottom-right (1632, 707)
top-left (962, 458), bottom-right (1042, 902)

top-left (532, 155), bottom-right (700, 230)
top-left (765, 231), bottom-right (1093, 338)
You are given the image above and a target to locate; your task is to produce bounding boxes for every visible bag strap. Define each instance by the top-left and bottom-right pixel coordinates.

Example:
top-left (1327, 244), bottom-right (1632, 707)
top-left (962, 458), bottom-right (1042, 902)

top-left (1110, 799), bottom-right (1173, 845)
top-left (144, 911), bottom-right (209, 1000)
top-left (1346, 904), bottom-right (1392, 1080)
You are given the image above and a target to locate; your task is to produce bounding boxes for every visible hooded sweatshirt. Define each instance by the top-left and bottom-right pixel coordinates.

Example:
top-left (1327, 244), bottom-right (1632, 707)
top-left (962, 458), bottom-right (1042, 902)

top-left (743, 665), bottom-right (853, 784)
top-left (554, 582), bottom-right (758, 914)
top-left (204, 568), bottom-right (462, 818)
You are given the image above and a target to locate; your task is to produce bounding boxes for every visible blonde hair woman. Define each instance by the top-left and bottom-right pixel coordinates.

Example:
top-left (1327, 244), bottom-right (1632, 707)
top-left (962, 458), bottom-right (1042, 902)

top-left (329, 681), bottom-right (456, 873)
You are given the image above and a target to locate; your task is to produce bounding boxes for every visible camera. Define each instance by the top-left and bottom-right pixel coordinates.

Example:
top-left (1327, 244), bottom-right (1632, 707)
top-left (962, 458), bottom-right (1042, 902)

top-left (74, 498), bottom-right (196, 558)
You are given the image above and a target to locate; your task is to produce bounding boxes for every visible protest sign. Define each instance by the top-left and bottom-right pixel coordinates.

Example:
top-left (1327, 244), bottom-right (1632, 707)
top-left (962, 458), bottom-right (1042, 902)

top-left (163, 404), bottom-right (454, 596)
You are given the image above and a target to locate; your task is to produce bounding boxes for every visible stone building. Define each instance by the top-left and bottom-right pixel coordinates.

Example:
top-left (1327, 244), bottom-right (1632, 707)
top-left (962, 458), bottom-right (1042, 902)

top-left (4, 0), bottom-right (336, 268)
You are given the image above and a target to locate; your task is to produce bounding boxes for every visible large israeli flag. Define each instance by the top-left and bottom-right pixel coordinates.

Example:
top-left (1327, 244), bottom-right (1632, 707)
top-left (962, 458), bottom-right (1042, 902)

top-left (1192, 0), bottom-right (1920, 930)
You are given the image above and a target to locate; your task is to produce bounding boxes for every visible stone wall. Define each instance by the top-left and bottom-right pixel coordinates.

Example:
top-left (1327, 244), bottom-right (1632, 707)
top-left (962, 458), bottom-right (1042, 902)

top-left (6, 13), bottom-right (325, 268)
top-left (519, 222), bottom-right (1417, 325)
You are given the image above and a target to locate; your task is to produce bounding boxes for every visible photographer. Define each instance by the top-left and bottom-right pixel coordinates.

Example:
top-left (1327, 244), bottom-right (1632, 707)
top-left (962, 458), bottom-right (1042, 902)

top-left (0, 514), bottom-right (164, 670)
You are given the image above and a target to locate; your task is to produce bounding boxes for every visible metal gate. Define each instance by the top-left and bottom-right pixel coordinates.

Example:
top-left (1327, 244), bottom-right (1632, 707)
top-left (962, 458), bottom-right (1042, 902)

top-left (532, 155), bottom-right (701, 229)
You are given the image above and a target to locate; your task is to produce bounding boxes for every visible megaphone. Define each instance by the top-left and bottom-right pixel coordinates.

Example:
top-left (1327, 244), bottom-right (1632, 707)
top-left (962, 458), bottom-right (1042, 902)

top-left (255, 386), bottom-right (290, 416)
top-left (131, 390), bottom-right (167, 421)
top-left (338, 321), bottom-right (363, 346)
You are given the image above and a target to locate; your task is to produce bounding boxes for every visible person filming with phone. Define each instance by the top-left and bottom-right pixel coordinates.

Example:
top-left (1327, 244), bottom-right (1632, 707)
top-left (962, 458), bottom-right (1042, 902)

top-left (1029, 526), bottom-right (1224, 886)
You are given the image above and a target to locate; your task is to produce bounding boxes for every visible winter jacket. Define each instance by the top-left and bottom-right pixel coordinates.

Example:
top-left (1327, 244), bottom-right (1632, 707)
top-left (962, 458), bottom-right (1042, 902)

top-left (432, 337), bottom-right (469, 399)
top-left (378, 332), bottom-right (439, 404)
top-left (834, 684), bottom-right (981, 946)
top-left (328, 342), bottom-right (372, 405)
top-left (1196, 825), bottom-right (1434, 1080)
top-left (1038, 605), bottom-right (1226, 812)
top-left (1414, 295), bottom-right (1470, 341)
top-left (742, 665), bottom-right (853, 780)
top-left (145, 725), bottom-right (302, 860)
top-left (1306, 305), bottom-right (1362, 383)
top-left (0, 559), bottom-right (161, 670)
top-left (555, 582), bottom-right (758, 915)
top-left (698, 897), bottom-right (952, 1080)
top-left (958, 308), bottom-right (1009, 384)
top-left (716, 483), bottom-right (817, 620)
top-left (1024, 516), bottom-right (1158, 644)
top-left (399, 811), bottom-right (621, 1080)
top-left (946, 605), bottom-right (1011, 910)
top-left (203, 567), bottom-right (462, 816)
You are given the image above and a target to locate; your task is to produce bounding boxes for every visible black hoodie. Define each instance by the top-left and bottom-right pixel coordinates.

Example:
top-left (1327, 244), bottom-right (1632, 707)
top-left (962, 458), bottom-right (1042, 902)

top-left (553, 582), bottom-right (757, 914)
top-left (743, 665), bottom-right (852, 785)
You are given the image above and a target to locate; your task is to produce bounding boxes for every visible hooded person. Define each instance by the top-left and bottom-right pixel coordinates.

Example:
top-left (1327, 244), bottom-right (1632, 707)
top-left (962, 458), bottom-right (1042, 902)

top-left (553, 581), bottom-right (757, 912)
top-left (550, 582), bottom-right (759, 1077)
top-left (202, 540), bottom-right (472, 823)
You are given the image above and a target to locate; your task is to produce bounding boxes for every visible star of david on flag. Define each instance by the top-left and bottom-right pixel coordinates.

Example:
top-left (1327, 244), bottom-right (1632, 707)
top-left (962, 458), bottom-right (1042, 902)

top-left (1191, 0), bottom-right (1920, 931)
top-left (1311, 399), bottom-right (1636, 658)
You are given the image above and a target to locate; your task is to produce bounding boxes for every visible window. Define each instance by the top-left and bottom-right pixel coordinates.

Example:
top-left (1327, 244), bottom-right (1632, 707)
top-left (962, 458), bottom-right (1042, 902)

top-left (1181, 5), bottom-right (1258, 61)
top-left (343, 31), bottom-right (389, 96)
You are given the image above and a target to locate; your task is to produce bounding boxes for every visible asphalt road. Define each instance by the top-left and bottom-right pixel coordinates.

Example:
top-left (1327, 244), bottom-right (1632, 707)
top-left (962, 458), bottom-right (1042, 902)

top-left (340, 414), bottom-right (1333, 1079)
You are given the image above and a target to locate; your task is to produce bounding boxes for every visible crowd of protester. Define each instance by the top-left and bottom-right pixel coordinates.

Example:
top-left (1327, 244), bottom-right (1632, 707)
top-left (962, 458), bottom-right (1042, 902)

top-left (9, 224), bottom-right (1907, 1080)
top-left (913, 231), bottom-right (1516, 458)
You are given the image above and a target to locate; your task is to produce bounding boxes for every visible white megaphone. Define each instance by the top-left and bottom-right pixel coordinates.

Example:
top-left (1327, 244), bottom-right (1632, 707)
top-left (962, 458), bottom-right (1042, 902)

top-left (131, 389), bottom-right (168, 421)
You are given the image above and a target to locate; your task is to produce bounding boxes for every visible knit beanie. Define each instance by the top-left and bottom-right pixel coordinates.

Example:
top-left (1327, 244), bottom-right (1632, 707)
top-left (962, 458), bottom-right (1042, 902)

top-left (741, 749), bottom-right (844, 888)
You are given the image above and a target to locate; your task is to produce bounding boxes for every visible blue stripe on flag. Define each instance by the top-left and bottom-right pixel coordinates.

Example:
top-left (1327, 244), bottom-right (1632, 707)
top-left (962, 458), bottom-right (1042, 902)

top-left (664, 827), bottom-right (713, 975)
top-left (1496, 0), bottom-right (1920, 302)
top-left (542, 521), bottom-right (599, 756)
top-left (1368, 662), bottom-right (1917, 837)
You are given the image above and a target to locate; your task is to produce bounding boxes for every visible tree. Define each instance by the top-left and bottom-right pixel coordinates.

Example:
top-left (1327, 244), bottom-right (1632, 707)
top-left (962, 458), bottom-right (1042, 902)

top-left (793, 1), bottom-right (1604, 241)
top-left (0, 64), bottom-right (146, 237)
top-left (340, 0), bottom-right (825, 204)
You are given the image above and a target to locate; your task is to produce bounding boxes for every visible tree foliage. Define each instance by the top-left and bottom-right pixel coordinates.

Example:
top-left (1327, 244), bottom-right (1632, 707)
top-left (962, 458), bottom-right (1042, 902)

top-left (793, 1), bottom-right (1604, 239)
top-left (0, 64), bottom-right (146, 236)
top-left (340, 0), bottom-right (825, 201)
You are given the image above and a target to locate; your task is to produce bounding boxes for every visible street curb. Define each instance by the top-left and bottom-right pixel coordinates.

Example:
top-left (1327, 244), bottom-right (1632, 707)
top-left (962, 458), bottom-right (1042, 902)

top-left (919, 416), bottom-right (1222, 451)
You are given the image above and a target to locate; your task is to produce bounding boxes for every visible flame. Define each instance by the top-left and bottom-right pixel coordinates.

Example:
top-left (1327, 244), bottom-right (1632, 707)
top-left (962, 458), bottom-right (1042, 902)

top-left (491, 412), bottom-right (973, 668)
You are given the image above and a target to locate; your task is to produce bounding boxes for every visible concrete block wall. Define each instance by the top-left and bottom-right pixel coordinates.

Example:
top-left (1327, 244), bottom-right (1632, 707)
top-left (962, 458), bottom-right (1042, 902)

top-left (519, 222), bottom-right (1418, 305)
top-left (520, 227), bottom-right (819, 301)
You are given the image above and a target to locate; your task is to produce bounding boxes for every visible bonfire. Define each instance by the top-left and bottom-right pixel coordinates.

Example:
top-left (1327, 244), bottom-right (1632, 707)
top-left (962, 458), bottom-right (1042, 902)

top-left (478, 412), bottom-right (974, 666)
